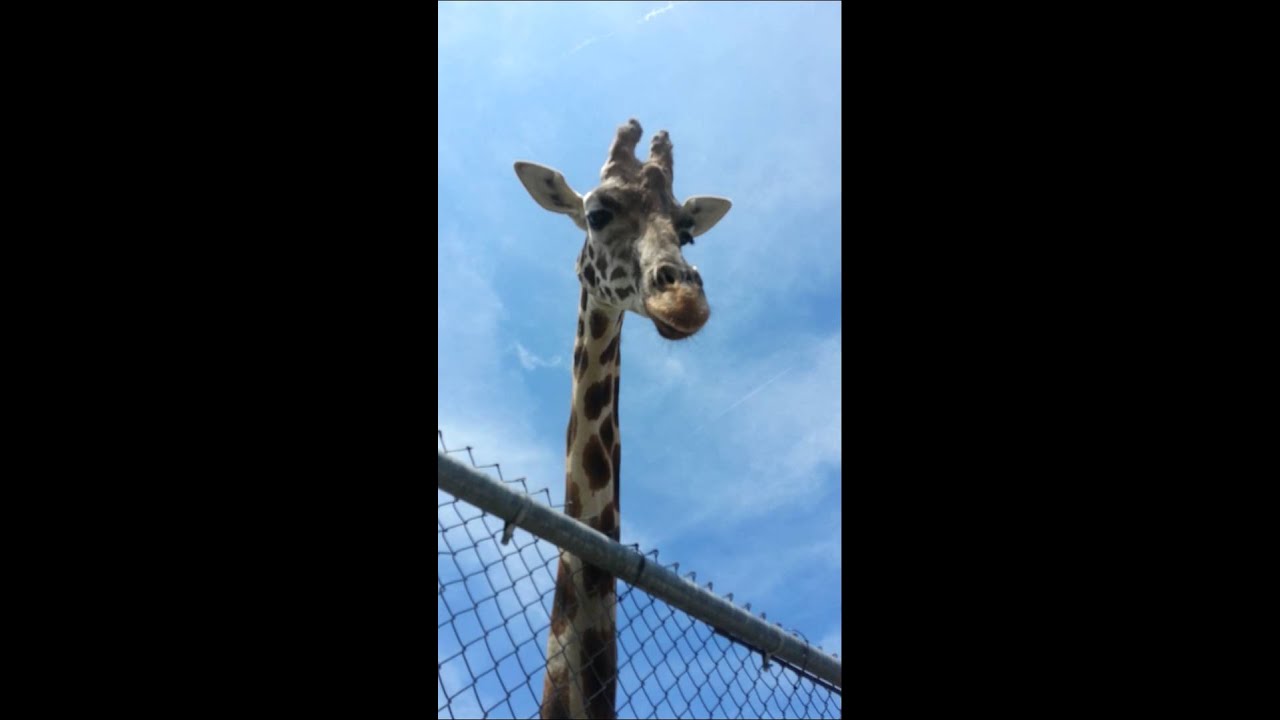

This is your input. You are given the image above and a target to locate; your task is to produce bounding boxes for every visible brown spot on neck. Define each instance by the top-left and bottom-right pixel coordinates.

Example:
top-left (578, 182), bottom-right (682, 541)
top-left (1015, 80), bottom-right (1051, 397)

top-left (580, 626), bottom-right (618, 719)
top-left (582, 375), bottom-right (613, 421)
top-left (589, 310), bottom-right (609, 339)
top-left (597, 500), bottom-right (618, 540)
top-left (598, 334), bottom-right (619, 366)
top-left (582, 435), bottom-right (611, 491)
top-left (549, 559), bottom-right (578, 634)
top-left (581, 563), bottom-right (614, 599)
top-left (541, 668), bottom-right (572, 720)
top-left (599, 414), bottom-right (614, 451)
top-left (565, 476), bottom-right (582, 519)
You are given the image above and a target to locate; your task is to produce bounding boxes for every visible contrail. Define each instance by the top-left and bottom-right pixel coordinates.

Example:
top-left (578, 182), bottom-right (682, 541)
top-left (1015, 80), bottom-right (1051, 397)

top-left (567, 2), bottom-right (681, 57)
top-left (567, 32), bottom-right (616, 56)
top-left (641, 2), bottom-right (677, 23)
top-left (691, 364), bottom-right (796, 435)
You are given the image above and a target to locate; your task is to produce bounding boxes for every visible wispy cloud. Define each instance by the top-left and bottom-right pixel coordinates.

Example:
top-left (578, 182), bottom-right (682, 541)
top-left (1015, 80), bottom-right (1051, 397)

top-left (568, 1), bottom-right (682, 56)
top-left (569, 37), bottom-right (597, 54)
top-left (513, 341), bottom-right (562, 371)
top-left (568, 31), bottom-right (616, 56)
top-left (818, 628), bottom-right (842, 658)
top-left (691, 362), bottom-right (796, 435)
top-left (641, 1), bottom-right (678, 23)
top-left (437, 227), bottom-right (565, 502)
top-left (437, 652), bottom-right (485, 719)
top-left (617, 330), bottom-right (841, 564)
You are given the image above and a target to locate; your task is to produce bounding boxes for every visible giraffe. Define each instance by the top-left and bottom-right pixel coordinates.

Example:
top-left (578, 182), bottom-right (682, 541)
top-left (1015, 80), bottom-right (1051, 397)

top-left (513, 119), bottom-right (732, 720)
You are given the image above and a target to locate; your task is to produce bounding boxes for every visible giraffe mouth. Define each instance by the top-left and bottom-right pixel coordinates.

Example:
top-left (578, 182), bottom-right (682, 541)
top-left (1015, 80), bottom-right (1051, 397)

top-left (651, 316), bottom-right (695, 340)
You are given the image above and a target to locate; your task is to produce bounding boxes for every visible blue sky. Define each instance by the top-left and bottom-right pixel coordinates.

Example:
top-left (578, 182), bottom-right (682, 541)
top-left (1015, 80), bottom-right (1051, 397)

top-left (439, 1), bottom-right (841, 712)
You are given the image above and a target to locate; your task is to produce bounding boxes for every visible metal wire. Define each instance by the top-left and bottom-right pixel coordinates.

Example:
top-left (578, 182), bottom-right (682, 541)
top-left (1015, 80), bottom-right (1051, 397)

top-left (438, 429), bottom-right (842, 719)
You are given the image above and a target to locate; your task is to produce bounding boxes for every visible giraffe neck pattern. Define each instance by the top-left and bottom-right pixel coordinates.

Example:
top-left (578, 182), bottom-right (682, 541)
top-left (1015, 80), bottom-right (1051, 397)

top-left (541, 288), bottom-right (623, 720)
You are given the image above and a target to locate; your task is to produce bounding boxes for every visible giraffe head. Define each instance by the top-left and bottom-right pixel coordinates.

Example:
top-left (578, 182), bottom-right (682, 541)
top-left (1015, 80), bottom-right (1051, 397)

top-left (515, 119), bottom-right (732, 340)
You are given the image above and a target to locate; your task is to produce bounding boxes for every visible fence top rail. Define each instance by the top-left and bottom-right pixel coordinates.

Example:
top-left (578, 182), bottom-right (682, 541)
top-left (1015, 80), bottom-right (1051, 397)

top-left (438, 451), bottom-right (843, 690)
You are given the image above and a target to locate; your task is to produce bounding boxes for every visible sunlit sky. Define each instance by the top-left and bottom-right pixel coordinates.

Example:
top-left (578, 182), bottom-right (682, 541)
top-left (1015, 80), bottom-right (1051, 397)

top-left (439, 1), bottom-right (841, 713)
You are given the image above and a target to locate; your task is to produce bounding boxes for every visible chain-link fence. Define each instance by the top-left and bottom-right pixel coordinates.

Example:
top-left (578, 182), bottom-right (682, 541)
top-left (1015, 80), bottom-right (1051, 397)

top-left (438, 430), bottom-right (842, 719)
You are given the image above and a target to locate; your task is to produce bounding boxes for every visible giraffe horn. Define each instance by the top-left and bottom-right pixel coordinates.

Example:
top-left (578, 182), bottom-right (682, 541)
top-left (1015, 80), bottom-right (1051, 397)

top-left (601, 118), bottom-right (643, 182)
top-left (647, 129), bottom-right (674, 185)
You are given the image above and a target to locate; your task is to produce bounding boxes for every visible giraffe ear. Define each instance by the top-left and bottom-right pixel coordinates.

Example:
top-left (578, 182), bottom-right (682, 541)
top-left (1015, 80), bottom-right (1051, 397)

top-left (682, 196), bottom-right (732, 237)
top-left (514, 161), bottom-right (587, 230)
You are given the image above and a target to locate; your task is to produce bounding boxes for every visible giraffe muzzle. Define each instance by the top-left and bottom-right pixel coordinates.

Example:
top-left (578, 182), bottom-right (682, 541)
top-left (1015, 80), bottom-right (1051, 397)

top-left (644, 280), bottom-right (710, 340)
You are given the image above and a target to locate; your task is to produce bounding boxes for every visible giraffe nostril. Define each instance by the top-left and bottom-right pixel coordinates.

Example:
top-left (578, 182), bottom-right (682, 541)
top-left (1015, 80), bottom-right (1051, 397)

top-left (655, 265), bottom-right (678, 290)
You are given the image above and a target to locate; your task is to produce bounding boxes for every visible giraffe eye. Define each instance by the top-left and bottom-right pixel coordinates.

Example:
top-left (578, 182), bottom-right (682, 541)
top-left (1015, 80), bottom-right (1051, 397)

top-left (587, 209), bottom-right (613, 231)
top-left (679, 231), bottom-right (694, 246)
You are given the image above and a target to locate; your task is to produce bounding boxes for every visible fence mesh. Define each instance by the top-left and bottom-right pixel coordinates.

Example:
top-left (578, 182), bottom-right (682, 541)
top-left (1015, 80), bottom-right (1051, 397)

top-left (438, 430), bottom-right (842, 720)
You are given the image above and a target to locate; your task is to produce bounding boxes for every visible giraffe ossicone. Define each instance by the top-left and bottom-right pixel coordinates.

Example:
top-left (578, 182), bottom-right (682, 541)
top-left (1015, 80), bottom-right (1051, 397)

top-left (513, 119), bottom-right (732, 720)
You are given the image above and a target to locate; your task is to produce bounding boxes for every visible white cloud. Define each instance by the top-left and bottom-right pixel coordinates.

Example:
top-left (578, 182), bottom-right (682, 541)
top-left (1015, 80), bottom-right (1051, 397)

top-left (602, 327), bottom-right (841, 632)
top-left (437, 418), bottom-right (565, 518)
top-left (818, 627), bottom-right (841, 658)
top-left (569, 36), bottom-right (599, 54)
top-left (641, 2), bottom-right (677, 23)
top-left (617, 513), bottom-right (662, 556)
top-left (513, 341), bottom-right (562, 371)
top-left (567, 31), bottom-right (619, 56)
top-left (437, 223), bottom-right (564, 490)
top-left (628, 330), bottom-right (841, 521)
top-left (438, 650), bottom-right (485, 719)
top-left (566, 1), bottom-right (682, 57)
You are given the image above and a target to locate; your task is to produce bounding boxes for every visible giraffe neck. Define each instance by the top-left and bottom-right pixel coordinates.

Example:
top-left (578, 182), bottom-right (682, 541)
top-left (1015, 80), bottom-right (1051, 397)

top-left (541, 288), bottom-right (623, 720)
